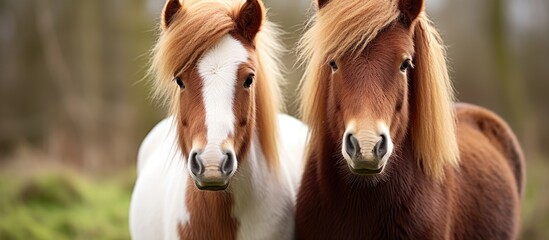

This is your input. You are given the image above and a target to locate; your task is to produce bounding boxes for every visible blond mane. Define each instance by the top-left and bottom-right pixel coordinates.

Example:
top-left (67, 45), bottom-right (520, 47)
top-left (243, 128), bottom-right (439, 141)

top-left (299, 0), bottom-right (459, 180)
top-left (149, 0), bottom-right (284, 171)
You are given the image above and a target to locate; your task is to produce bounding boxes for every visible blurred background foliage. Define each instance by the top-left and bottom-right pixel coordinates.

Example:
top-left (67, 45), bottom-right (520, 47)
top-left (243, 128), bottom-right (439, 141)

top-left (0, 0), bottom-right (547, 239)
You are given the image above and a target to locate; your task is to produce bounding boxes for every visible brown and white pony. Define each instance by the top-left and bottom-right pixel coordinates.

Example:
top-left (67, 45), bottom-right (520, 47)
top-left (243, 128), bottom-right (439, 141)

top-left (129, 0), bottom-right (307, 239)
top-left (295, 0), bottom-right (525, 239)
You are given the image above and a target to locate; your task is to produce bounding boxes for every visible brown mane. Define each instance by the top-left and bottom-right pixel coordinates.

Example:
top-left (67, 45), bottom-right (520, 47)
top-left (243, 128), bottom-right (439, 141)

top-left (295, 0), bottom-right (524, 238)
top-left (298, 0), bottom-right (459, 180)
top-left (149, 0), bottom-right (284, 171)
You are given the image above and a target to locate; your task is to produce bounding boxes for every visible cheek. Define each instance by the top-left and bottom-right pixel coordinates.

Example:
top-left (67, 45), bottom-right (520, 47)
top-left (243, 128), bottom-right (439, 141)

top-left (177, 94), bottom-right (207, 154)
top-left (394, 78), bottom-right (407, 113)
top-left (389, 77), bottom-right (410, 141)
top-left (232, 90), bottom-right (254, 153)
top-left (327, 74), bottom-right (347, 137)
top-left (235, 91), bottom-right (253, 127)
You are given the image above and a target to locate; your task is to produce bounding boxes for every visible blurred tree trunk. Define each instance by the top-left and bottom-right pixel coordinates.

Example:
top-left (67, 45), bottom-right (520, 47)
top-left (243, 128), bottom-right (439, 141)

top-left (488, 0), bottom-right (540, 159)
top-left (78, 0), bottom-right (103, 170)
top-left (4, 0), bottom-right (155, 170)
top-left (488, 0), bottom-right (530, 134)
top-left (102, 0), bottom-right (144, 168)
top-left (35, 0), bottom-right (83, 165)
top-left (36, 0), bottom-right (105, 170)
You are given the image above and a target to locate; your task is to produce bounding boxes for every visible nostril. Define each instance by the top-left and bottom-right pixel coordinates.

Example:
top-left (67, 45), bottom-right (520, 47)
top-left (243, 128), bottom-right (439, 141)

top-left (345, 133), bottom-right (360, 158)
top-left (189, 152), bottom-right (203, 176)
top-left (374, 134), bottom-right (388, 159)
top-left (221, 152), bottom-right (235, 175)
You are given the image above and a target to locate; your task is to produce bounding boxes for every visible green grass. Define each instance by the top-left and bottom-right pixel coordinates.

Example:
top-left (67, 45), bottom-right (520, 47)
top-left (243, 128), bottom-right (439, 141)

top-left (0, 159), bottom-right (548, 239)
top-left (0, 170), bottom-right (135, 240)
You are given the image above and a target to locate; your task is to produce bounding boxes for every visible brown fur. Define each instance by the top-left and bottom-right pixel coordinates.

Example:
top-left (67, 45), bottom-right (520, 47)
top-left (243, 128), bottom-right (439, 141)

top-left (234, 0), bottom-right (263, 44)
top-left (149, 0), bottom-right (283, 172)
top-left (149, 0), bottom-right (285, 238)
top-left (296, 0), bottom-right (524, 238)
top-left (176, 68), bottom-right (207, 156)
top-left (455, 103), bottom-right (525, 195)
top-left (162, 0), bottom-right (183, 30)
top-left (179, 180), bottom-right (238, 239)
top-left (298, 0), bottom-right (458, 181)
top-left (175, 54), bottom-right (259, 167)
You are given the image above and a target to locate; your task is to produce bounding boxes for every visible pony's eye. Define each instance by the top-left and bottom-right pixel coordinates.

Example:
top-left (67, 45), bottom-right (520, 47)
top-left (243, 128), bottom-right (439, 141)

top-left (243, 74), bottom-right (254, 88)
top-left (175, 77), bottom-right (185, 89)
top-left (329, 60), bottom-right (338, 71)
top-left (400, 59), bottom-right (413, 72)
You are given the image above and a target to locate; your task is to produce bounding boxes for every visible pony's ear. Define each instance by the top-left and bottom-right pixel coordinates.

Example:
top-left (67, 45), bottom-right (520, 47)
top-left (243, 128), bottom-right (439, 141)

top-left (235, 0), bottom-right (264, 43)
top-left (161, 0), bottom-right (183, 30)
top-left (317, 0), bottom-right (331, 9)
top-left (398, 0), bottom-right (424, 27)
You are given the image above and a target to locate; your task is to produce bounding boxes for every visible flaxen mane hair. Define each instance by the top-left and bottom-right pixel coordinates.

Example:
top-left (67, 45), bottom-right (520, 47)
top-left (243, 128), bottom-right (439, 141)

top-left (299, 0), bottom-right (459, 180)
top-left (149, 0), bottom-right (284, 171)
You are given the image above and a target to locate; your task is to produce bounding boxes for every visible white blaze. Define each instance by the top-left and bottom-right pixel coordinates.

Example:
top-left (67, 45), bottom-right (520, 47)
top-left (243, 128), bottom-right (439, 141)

top-left (197, 35), bottom-right (248, 159)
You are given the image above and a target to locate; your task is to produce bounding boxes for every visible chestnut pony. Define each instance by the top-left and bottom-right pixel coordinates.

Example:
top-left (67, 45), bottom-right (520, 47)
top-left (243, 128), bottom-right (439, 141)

top-left (296, 0), bottom-right (524, 239)
top-left (129, 0), bottom-right (307, 239)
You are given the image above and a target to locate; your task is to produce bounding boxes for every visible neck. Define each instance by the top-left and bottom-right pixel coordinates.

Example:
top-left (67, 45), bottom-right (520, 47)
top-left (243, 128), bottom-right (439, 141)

top-left (301, 130), bottom-right (451, 238)
top-left (180, 135), bottom-right (293, 239)
top-left (180, 182), bottom-right (237, 239)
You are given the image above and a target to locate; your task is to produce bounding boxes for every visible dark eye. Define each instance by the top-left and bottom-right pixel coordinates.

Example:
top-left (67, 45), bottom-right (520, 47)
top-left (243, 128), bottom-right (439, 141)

top-left (243, 74), bottom-right (254, 88)
top-left (329, 60), bottom-right (338, 71)
top-left (400, 59), bottom-right (413, 72)
top-left (175, 77), bottom-right (185, 89)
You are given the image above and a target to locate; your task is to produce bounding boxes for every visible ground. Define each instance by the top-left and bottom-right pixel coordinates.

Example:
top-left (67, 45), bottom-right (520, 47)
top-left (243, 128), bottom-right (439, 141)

top-left (0, 167), bottom-right (134, 240)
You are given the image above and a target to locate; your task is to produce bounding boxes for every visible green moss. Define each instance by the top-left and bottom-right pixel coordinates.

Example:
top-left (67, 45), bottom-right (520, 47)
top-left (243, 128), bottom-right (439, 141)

top-left (18, 174), bottom-right (82, 208)
top-left (0, 170), bottom-right (134, 240)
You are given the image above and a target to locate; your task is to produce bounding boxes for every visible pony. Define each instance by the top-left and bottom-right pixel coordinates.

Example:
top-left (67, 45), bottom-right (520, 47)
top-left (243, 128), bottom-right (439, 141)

top-left (295, 0), bottom-right (525, 238)
top-left (129, 0), bottom-right (308, 239)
